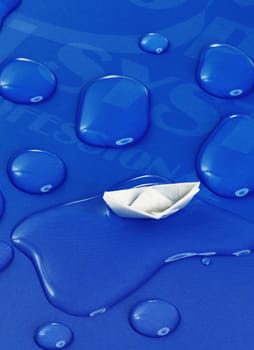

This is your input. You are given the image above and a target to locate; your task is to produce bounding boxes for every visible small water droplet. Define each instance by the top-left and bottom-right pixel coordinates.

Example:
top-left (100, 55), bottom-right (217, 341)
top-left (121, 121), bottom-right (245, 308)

top-left (35, 323), bottom-right (73, 349)
top-left (201, 257), bottom-right (212, 266)
top-left (0, 58), bottom-right (56, 104)
top-left (8, 150), bottom-right (66, 194)
top-left (139, 33), bottom-right (169, 54)
top-left (130, 300), bottom-right (180, 337)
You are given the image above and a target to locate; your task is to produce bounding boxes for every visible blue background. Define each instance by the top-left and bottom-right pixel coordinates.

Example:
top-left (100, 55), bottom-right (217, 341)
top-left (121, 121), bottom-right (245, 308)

top-left (0, 0), bottom-right (254, 349)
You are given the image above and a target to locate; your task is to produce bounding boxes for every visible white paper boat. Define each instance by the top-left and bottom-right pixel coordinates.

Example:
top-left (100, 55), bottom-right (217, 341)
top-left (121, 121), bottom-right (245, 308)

top-left (103, 182), bottom-right (200, 219)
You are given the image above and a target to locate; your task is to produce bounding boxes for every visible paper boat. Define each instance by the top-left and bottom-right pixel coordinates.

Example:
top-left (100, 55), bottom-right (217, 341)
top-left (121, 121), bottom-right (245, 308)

top-left (103, 182), bottom-right (200, 219)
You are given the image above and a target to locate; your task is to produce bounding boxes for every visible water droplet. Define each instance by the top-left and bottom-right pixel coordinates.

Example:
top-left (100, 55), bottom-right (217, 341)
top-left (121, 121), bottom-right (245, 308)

top-left (197, 115), bottom-right (254, 197)
top-left (197, 44), bottom-right (254, 98)
top-left (0, 242), bottom-right (14, 271)
top-left (8, 150), bottom-right (66, 194)
top-left (12, 176), bottom-right (254, 316)
top-left (77, 75), bottom-right (150, 148)
top-left (201, 257), bottom-right (212, 266)
top-left (0, 0), bottom-right (21, 27)
top-left (130, 300), bottom-right (180, 337)
top-left (0, 58), bottom-right (56, 104)
top-left (35, 323), bottom-right (73, 349)
top-left (139, 33), bottom-right (169, 54)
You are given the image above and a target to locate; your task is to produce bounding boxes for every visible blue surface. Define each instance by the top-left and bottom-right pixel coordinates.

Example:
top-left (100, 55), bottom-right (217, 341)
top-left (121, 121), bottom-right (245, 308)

top-left (0, 0), bottom-right (254, 349)
top-left (0, 190), bottom-right (5, 218)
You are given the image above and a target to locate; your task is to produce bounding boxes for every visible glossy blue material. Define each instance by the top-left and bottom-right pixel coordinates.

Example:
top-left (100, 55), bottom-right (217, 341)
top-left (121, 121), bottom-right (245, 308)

top-left (0, 0), bottom-right (21, 26)
top-left (0, 191), bottom-right (5, 218)
top-left (139, 33), bottom-right (169, 54)
top-left (130, 300), bottom-right (180, 337)
top-left (197, 115), bottom-right (254, 198)
top-left (0, 58), bottom-right (56, 104)
top-left (12, 177), bottom-right (254, 316)
top-left (77, 75), bottom-right (150, 147)
top-left (1, 1), bottom-right (254, 350)
top-left (197, 44), bottom-right (254, 98)
top-left (8, 150), bottom-right (66, 194)
top-left (35, 323), bottom-right (73, 349)
top-left (0, 241), bottom-right (14, 271)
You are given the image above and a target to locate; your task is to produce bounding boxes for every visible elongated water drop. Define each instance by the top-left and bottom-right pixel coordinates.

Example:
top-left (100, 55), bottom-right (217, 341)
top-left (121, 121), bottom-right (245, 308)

top-left (197, 44), bottom-right (254, 98)
top-left (197, 114), bottom-right (254, 198)
top-left (77, 75), bottom-right (150, 148)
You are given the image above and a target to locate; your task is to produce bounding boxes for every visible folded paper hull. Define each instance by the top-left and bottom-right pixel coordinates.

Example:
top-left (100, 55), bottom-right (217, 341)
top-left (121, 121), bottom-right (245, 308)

top-left (103, 182), bottom-right (200, 219)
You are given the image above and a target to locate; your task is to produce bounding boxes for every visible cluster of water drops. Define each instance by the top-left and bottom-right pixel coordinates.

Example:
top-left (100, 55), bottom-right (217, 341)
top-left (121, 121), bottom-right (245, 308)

top-left (1, 1), bottom-right (254, 349)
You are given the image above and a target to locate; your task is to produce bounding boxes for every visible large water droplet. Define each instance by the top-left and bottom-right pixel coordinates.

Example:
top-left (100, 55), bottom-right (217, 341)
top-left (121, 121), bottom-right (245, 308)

top-left (197, 44), bottom-right (254, 98)
top-left (77, 75), bottom-right (150, 148)
top-left (35, 323), bottom-right (73, 349)
top-left (139, 33), bottom-right (169, 54)
top-left (130, 300), bottom-right (180, 337)
top-left (8, 150), bottom-right (66, 194)
top-left (12, 175), bottom-right (254, 316)
top-left (0, 58), bottom-right (57, 104)
top-left (197, 114), bottom-right (254, 197)
top-left (0, 0), bottom-right (21, 27)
